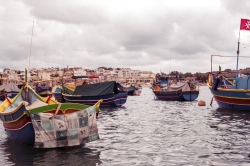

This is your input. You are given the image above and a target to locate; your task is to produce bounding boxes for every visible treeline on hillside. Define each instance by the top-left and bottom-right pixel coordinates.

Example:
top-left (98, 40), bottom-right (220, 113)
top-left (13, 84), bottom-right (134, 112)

top-left (161, 71), bottom-right (208, 83)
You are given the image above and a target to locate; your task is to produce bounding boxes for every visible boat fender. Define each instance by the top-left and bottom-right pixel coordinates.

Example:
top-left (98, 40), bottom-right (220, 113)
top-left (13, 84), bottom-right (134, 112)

top-left (155, 85), bottom-right (160, 91)
top-left (198, 100), bottom-right (206, 106)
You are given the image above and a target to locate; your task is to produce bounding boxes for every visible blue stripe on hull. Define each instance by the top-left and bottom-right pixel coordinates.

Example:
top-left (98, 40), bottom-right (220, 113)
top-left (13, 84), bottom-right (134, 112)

top-left (63, 93), bottom-right (127, 107)
top-left (211, 88), bottom-right (250, 98)
top-left (0, 93), bottom-right (18, 101)
top-left (155, 94), bottom-right (184, 101)
top-left (5, 122), bottom-right (35, 145)
top-left (209, 86), bottom-right (250, 110)
top-left (1, 105), bottom-right (27, 122)
top-left (38, 94), bottom-right (51, 97)
top-left (153, 90), bottom-right (199, 101)
top-left (0, 96), bottom-right (4, 101)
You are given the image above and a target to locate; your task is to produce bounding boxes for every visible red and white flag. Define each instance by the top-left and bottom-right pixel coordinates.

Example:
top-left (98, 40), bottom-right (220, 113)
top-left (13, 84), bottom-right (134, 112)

top-left (240, 19), bottom-right (250, 30)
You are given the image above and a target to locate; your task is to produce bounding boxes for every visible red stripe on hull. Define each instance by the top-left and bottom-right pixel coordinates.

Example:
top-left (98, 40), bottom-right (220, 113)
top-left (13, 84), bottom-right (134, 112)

top-left (3, 115), bottom-right (31, 129)
top-left (214, 95), bottom-right (250, 105)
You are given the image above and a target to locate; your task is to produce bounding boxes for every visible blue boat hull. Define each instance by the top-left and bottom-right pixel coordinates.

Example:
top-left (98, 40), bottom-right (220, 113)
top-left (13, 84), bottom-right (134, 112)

top-left (0, 104), bottom-right (35, 145)
top-left (0, 92), bottom-right (18, 101)
top-left (209, 86), bottom-right (250, 110)
top-left (53, 92), bottom-right (63, 102)
top-left (5, 122), bottom-right (35, 145)
top-left (182, 91), bottom-right (199, 101)
top-left (63, 93), bottom-right (128, 107)
top-left (153, 90), bottom-right (199, 101)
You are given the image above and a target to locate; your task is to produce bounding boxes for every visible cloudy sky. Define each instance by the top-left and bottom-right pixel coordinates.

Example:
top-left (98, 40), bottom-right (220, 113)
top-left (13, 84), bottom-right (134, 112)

top-left (1, 0), bottom-right (250, 74)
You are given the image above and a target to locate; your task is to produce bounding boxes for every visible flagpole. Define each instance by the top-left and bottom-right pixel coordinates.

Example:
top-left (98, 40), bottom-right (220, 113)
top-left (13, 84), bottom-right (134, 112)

top-left (236, 29), bottom-right (240, 78)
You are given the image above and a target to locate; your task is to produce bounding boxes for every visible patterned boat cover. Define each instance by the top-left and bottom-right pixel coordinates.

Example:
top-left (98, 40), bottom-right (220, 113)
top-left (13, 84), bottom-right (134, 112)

top-left (30, 105), bottom-right (99, 148)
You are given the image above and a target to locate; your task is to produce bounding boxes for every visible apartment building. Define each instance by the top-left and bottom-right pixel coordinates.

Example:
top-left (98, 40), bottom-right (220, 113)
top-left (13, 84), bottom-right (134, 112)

top-left (0, 67), bottom-right (156, 86)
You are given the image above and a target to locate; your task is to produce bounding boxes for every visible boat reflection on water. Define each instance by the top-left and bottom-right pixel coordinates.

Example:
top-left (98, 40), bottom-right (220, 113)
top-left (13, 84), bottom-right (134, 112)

top-left (1, 138), bottom-right (102, 165)
top-left (207, 107), bottom-right (250, 160)
top-left (209, 107), bottom-right (250, 135)
top-left (211, 107), bottom-right (250, 122)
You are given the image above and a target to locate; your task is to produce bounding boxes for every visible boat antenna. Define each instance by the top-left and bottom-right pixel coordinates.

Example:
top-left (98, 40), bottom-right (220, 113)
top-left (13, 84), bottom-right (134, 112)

top-left (169, 51), bottom-right (171, 76)
top-left (25, 68), bottom-right (27, 84)
top-left (28, 21), bottom-right (34, 80)
top-left (236, 18), bottom-right (250, 78)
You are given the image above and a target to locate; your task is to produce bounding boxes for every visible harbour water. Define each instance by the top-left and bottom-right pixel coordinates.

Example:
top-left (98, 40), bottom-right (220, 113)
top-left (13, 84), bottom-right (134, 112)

top-left (1, 86), bottom-right (250, 165)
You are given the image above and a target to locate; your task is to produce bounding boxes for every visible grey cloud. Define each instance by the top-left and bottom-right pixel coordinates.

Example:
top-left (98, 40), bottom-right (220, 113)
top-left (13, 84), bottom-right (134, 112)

top-left (0, 0), bottom-right (249, 73)
top-left (22, 0), bottom-right (109, 25)
top-left (221, 0), bottom-right (250, 15)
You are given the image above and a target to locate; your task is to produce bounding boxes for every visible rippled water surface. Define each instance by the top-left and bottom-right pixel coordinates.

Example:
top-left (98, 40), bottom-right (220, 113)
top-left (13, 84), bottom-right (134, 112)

top-left (1, 86), bottom-right (250, 166)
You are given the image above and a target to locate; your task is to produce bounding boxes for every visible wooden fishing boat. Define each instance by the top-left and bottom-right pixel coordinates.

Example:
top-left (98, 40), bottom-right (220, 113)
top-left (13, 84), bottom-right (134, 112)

top-left (207, 72), bottom-right (250, 110)
top-left (0, 82), bottom-right (19, 100)
top-left (153, 75), bottom-right (199, 101)
top-left (35, 85), bottom-right (52, 97)
top-left (116, 83), bottom-right (141, 96)
top-left (52, 85), bottom-right (63, 102)
top-left (62, 81), bottom-right (128, 107)
top-left (207, 19), bottom-right (250, 111)
top-left (133, 89), bottom-right (142, 96)
top-left (207, 57), bottom-right (250, 110)
top-left (52, 75), bottom-right (99, 102)
top-left (0, 70), bottom-right (101, 148)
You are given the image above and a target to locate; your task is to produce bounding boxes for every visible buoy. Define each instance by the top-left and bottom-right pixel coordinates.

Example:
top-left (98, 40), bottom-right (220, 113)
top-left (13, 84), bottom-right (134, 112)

top-left (155, 85), bottom-right (161, 91)
top-left (198, 100), bottom-right (206, 106)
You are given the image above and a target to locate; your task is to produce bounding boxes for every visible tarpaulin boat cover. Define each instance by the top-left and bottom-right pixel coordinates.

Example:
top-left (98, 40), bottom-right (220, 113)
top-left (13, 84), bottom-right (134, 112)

top-left (73, 81), bottom-right (120, 96)
top-left (36, 86), bottom-right (52, 93)
top-left (116, 83), bottom-right (136, 91)
top-left (0, 82), bottom-right (19, 92)
top-left (116, 83), bottom-right (124, 90)
top-left (166, 82), bottom-right (191, 91)
top-left (64, 82), bottom-right (82, 92)
top-left (30, 105), bottom-right (99, 148)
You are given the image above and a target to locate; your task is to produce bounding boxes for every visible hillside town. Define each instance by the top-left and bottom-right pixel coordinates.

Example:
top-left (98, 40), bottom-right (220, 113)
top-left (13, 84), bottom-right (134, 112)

top-left (1, 66), bottom-right (250, 87)
top-left (0, 67), bottom-right (156, 87)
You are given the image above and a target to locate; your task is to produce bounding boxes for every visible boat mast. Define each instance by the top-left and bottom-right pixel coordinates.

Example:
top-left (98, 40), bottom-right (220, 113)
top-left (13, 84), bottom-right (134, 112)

top-left (210, 55), bottom-right (213, 73)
